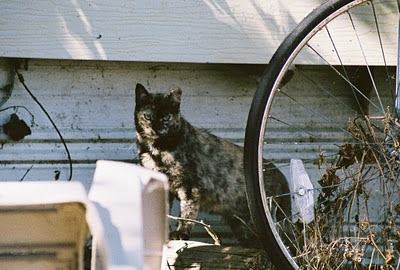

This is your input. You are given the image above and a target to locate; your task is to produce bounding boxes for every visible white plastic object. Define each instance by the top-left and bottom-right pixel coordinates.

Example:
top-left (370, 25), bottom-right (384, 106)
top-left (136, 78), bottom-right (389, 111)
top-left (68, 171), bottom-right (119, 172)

top-left (89, 160), bottom-right (169, 270)
top-left (290, 159), bottom-right (315, 224)
top-left (0, 181), bottom-right (90, 270)
top-left (0, 161), bottom-right (169, 270)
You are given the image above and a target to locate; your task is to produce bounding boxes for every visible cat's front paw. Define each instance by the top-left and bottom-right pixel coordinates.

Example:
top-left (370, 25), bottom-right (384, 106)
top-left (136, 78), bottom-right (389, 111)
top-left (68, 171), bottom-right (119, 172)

top-left (170, 230), bottom-right (190, 240)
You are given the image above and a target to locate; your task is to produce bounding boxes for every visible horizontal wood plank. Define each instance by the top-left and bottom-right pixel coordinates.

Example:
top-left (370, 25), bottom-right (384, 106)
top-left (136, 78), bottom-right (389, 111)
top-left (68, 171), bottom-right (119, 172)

top-left (0, 58), bottom-right (396, 246)
top-left (0, 0), bottom-right (397, 64)
top-left (164, 240), bottom-right (273, 270)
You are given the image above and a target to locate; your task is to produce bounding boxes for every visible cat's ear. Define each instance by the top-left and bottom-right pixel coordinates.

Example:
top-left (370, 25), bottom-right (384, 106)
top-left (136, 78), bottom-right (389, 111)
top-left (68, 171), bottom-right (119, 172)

top-left (168, 87), bottom-right (182, 104)
top-left (135, 83), bottom-right (149, 103)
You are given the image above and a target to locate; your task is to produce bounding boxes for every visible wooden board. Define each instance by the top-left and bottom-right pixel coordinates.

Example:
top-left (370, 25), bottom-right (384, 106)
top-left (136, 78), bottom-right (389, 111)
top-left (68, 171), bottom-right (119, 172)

top-left (0, 59), bottom-right (257, 183)
top-left (0, 0), bottom-right (397, 64)
top-left (0, 58), bottom-right (257, 244)
top-left (164, 241), bottom-right (273, 270)
top-left (0, 59), bottom-right (396, 246)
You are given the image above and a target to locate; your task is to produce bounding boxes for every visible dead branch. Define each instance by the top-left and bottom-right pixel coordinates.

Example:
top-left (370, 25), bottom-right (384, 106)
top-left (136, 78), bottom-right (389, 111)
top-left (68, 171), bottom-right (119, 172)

top-left (167, 214), bottom-right (221, 245)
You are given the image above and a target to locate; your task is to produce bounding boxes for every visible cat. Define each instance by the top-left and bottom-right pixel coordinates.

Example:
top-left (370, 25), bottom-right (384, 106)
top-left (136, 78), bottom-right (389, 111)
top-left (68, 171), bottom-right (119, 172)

top-left (134, 83), bottom-right (290, 246)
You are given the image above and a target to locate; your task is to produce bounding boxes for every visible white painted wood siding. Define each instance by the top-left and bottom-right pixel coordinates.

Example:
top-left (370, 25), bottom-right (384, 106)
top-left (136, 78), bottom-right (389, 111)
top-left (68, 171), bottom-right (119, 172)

top-left (0, 58), bottom-right (395, 243)
top-left (0, 0), bottom-right (397, 64)
top-left (0, 59), bottom-right (257, 188)
top-left (0, 58), bottom-right (261, 244)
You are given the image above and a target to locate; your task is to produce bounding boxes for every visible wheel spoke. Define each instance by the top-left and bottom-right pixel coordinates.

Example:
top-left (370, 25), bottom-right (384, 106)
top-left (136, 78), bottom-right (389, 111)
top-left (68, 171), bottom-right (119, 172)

top-left (370, 1), bottom-right (396, 109)
top-left (325, 26), bottom-right (365, 115)
top-left (306, 44), bottom-right (383, 113)
top-left (293, 65), bottom-right (358, 115)
top-left (245, 1), bottom-right (399, 268)
top-left (347, 10), bottom-right (385, 114)
top-left (278, 89), bottom-right (362, 142)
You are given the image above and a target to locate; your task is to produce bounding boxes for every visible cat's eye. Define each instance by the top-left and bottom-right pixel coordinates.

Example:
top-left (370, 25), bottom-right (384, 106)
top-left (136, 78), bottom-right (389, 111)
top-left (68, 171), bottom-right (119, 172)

top-left (162, 115), bottom-right (172, 121)
top-left (143, 114), bottom-right (152, 120)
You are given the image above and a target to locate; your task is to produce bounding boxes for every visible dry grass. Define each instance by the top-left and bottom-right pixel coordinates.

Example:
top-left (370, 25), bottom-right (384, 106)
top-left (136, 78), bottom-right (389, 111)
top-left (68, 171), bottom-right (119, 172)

top-left (276, 110), bottom-right (400, 269)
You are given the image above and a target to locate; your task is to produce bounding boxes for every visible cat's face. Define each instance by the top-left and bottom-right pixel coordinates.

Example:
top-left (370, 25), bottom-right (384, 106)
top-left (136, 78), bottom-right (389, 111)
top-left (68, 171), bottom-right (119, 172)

top-left (135, 83), bottom-right (182, 140)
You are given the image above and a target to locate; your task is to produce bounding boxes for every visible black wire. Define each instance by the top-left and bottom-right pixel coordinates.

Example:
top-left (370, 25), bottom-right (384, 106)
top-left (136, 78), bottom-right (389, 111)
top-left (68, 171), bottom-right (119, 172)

top-left (0, 106), bottom-right (35, 125)
top-left (20, 165), bottom-right (34, 181)
top-left (14, 69), bottom-right (73, 181)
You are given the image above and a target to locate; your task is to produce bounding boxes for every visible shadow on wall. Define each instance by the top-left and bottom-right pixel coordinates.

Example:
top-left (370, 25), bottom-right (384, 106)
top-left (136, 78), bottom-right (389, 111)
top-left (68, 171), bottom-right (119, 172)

top-left (0, 0), bottom-right (310, 63)
top-left (0, 1), bottom-right (396, 63)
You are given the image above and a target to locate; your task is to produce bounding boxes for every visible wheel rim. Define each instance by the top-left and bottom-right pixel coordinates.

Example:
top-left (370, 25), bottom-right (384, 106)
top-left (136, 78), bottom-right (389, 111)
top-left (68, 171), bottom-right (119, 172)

top-left (247, 0), bottom-right (400, 268)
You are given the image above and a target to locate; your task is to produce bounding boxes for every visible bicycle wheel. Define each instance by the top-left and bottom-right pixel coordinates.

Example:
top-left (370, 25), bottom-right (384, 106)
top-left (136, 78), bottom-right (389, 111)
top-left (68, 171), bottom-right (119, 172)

top-left (244, 0), bottom-right (399, 269)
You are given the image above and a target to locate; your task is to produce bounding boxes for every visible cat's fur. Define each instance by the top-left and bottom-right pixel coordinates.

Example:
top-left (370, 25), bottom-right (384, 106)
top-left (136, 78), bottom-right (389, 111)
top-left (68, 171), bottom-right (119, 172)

top-left (134, 83), bottom-right (290, 246)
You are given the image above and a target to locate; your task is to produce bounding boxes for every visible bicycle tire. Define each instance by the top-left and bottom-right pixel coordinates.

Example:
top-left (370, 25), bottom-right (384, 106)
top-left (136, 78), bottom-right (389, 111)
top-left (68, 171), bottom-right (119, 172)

top-left (244, 0), bottom-right (398, 269)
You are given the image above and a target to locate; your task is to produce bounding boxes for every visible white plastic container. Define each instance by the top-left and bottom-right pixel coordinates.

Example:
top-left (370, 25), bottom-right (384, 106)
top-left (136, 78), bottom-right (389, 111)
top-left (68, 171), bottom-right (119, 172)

top-left (89, 160), bottom-right (169, 270)
top-left (0, 182), bottom-right (90, 270)
top-left (0, 161), bottom-right (169, 270)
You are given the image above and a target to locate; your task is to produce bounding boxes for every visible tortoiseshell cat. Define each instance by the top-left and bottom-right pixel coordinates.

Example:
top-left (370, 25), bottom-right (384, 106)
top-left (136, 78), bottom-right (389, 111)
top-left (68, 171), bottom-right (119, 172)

top-left (134, 83), bottom-right (290, 246)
